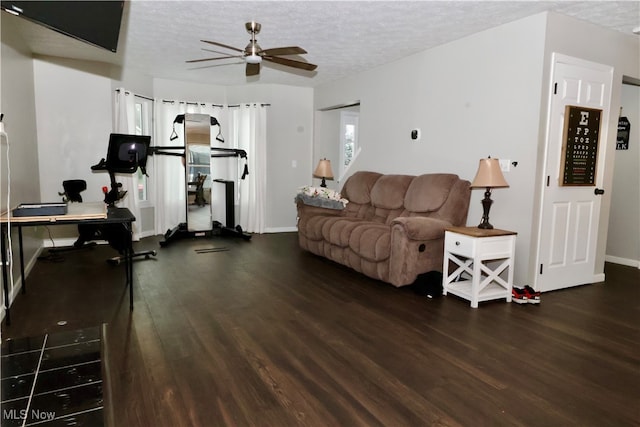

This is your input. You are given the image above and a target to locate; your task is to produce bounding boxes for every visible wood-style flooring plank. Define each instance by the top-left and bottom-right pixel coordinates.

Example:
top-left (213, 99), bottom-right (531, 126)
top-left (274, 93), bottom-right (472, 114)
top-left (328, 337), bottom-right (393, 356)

top-left (2, 232), bottom-right (639, 426)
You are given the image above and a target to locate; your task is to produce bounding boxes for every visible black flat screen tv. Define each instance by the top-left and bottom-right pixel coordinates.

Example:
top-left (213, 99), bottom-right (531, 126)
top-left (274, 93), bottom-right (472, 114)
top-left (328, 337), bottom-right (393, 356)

top-left (1, 1), bottom-right (124, 52)
top-left (107, 133), bottom-right (151, 174)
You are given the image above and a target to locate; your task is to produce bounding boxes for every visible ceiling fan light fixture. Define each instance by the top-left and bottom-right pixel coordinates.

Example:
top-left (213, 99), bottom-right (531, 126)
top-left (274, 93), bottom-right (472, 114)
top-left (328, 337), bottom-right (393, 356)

top-left (191, 22), bottom-right (317, 76)
top-left (246, 54), bottom-right (262, 64)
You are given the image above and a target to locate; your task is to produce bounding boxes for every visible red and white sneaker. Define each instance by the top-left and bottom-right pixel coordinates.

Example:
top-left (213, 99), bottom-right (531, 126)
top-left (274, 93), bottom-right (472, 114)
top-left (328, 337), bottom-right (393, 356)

top-left (512, 287), bottom-right (528, 304)
top-left (523, 285), bottom-right (541, 304)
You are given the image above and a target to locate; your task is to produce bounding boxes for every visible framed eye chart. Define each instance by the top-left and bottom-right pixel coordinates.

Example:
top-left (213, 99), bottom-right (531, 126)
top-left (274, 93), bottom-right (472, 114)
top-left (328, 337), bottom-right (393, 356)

top-left (559, 105), bottom-right (602, 186)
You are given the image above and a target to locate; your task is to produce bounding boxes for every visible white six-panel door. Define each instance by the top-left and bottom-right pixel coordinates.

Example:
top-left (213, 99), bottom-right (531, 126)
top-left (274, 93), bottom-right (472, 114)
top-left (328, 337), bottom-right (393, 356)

top-left (535, 54), bottom-right (613, 292)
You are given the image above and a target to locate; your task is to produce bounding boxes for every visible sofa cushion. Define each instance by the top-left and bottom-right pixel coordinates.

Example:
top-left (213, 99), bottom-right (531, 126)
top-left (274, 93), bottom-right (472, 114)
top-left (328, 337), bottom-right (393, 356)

top-left (321, 217), bottom-right (365, 247)
top-left (348, 223), bottom-right (391, 262)
top-left (341, 171), bottom-right (382, 205)
top-left (404, 174), bottom-right (458, 213)
top-left (299, 215), bottom-right (345, 240)
top-left (370, 175), bottom-right (414, 223)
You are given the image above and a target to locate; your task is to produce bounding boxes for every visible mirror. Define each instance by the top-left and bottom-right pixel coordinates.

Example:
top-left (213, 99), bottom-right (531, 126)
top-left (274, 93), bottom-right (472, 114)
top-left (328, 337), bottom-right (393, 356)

top-left (185, 113), bottom-right (212, 232)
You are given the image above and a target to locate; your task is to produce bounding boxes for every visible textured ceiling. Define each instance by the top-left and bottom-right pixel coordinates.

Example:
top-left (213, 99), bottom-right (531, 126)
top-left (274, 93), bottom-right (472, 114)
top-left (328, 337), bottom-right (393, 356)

top-left (3, 1), bottom-right (639, 88)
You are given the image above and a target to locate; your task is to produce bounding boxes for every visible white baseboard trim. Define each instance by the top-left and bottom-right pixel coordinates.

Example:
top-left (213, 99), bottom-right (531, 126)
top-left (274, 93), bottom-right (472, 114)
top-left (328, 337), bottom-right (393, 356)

top-left (605, 255), bottom-right (640, 269)
top-left (43, 237), bottom-right (80, 248)
top-left (264, 227), bottom-right (298, 233)
top-left (43, 238), bottom-right (114, 248)
top-left (140, 230), bottom-right (156, 239)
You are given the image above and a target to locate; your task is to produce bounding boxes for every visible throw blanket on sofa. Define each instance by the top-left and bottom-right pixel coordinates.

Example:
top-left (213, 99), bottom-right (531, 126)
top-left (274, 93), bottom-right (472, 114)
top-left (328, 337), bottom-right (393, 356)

top-left (296, 171), bottom-right (471, 287)
top-left (296, 186), bottom-right (349, 209)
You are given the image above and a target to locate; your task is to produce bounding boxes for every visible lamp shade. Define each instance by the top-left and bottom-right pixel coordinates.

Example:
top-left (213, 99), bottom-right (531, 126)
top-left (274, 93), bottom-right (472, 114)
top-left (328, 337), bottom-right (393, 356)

top-left (313, 159), bottom-right (334, 179)
top-left (470, 158), bottom-right (509, 188)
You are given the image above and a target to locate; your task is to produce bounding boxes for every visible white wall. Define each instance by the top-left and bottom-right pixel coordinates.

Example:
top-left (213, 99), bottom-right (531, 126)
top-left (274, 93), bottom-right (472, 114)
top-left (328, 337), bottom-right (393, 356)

top-left (606, 84), bottom-right (640, 267)
top-left (153, 78), bottom-right (227, 102)
top-left (34, 59), bottom-right (113, 212)
top-left (1, 15), bottom-right (43, 309)
top-left (314, 13), bottom-right (548, 286)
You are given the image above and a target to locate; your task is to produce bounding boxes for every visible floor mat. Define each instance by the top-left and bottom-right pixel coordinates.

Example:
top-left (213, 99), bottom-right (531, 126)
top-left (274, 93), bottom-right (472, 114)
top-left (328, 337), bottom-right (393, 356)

top-left (1, 325), bottom-right (107, 426)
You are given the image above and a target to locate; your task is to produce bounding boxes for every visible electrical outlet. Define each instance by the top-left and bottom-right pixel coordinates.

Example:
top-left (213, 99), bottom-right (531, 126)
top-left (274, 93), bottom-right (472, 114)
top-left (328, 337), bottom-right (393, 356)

top-left (499, 159), bottom-right (511, 172)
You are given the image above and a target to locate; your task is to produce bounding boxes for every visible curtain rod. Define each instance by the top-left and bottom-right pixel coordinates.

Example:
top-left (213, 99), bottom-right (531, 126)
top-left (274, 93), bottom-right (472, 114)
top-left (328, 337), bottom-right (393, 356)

top-left (161, 100), bottom-right (224, 106)
top-left (161, 100), bottom-right (270, 108)
top-left (115, 89), bottom-right (153, 101)
top-left (228, 103), bottom-right (271, 108)
top-left (116, 89), bottom-right (271, 107)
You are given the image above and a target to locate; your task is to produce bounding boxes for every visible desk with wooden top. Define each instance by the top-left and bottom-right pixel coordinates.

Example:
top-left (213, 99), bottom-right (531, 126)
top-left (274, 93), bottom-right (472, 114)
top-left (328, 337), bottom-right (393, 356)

top-left (0, 202), bottom-right (136, 326)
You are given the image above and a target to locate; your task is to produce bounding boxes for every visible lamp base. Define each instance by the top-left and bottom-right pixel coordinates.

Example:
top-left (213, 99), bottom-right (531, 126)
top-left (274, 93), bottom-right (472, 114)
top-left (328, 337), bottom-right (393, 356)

top-left (477, 188), bottom-right (494, 230)
top-left (320, 177), bottom-right (327, 188)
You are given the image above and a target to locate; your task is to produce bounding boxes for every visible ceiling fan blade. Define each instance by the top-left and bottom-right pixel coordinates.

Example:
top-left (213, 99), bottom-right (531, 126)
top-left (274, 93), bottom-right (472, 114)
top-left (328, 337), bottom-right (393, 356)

top-left (246, 62), bottom-right (260, 76)
top-left (186, 55), bottom-right (242, 63)
top-left (201, 40), bottom-right (244, 53)
top-left (263, 55), bottom-right (317, 71)
top-left (260, 46), bottom-right (307, 56)
top-left (202, 47), bottom-right (235, 56)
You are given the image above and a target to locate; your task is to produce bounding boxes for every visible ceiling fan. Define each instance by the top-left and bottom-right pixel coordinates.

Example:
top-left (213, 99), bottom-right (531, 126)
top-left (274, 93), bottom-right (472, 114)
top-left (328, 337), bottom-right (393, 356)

top-left (186, 21), bottom-right (317, 77)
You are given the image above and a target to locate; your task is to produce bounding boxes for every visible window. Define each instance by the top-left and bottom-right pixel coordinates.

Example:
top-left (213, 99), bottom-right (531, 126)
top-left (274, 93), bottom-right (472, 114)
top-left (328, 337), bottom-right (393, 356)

top-left (133, 98), bottom-right (153, 202)
top-left (339, 110), bottom-right (359, 179)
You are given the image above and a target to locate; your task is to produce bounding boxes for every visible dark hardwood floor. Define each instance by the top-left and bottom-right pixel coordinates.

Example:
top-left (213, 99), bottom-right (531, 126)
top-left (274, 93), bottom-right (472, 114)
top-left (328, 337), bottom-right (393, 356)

top-left (2, 232), bottom-right (639, 426)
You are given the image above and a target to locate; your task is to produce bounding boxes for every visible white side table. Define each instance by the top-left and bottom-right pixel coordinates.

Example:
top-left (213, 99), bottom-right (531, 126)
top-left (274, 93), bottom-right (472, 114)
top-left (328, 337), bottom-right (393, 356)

top-left (443, 226), bottom-right (517, 308)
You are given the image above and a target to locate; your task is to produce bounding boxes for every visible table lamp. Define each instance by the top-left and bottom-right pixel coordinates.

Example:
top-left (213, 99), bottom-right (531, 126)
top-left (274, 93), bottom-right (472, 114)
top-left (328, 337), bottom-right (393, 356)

top-left (313, 158), bottom-right (334, 188)
top-left (470, 157), bottom-right (509, 229)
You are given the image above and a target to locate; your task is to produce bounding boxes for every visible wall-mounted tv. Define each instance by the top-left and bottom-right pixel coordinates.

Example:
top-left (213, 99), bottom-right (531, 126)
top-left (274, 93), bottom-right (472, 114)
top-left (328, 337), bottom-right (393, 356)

top-left (1, 1), bottom-right (124, 52)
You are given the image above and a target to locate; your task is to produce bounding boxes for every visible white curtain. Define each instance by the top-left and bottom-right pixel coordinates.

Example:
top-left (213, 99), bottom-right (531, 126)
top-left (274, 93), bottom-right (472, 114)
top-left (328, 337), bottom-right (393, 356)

top-left (230, 104), bottom-right (267, 233)
top-left (113, 88), bottom-right (142, 240)
top-left (153, 101), bottom-right (229, 234)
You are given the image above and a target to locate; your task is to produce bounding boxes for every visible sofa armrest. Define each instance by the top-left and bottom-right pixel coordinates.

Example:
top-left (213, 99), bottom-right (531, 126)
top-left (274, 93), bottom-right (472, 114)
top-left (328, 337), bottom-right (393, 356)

top-left (387, 216), bottom-right (452, 287)
top-left (391, 216), bottom-right (452, 240)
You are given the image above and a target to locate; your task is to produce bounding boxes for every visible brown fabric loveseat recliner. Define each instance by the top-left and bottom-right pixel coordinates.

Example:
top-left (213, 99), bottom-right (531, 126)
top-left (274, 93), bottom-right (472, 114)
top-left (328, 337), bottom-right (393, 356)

top-left (296, 171), bottom-right (471, 287)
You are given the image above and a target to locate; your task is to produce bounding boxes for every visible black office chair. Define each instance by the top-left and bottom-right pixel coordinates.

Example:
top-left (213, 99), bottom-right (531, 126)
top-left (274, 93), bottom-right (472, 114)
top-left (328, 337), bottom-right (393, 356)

top-left (55, 178), bottom-right (156, 265)
top-left (59, 179), bottom-right (87, 203)
top-left (48, 180), bottom-right (99, 253)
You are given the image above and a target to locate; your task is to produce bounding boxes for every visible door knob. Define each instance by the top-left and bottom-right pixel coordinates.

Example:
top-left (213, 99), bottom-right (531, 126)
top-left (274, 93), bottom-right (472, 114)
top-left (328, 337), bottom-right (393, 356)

top-left (594, 188), bottom-right (605, 195)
